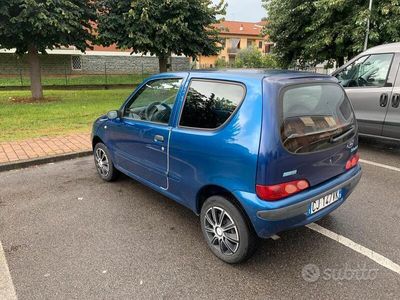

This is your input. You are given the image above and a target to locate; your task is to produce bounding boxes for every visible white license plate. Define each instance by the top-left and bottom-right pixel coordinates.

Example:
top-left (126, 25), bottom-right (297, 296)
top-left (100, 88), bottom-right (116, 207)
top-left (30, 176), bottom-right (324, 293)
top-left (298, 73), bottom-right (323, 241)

top-left (308, 189), bottom-right (342, 215)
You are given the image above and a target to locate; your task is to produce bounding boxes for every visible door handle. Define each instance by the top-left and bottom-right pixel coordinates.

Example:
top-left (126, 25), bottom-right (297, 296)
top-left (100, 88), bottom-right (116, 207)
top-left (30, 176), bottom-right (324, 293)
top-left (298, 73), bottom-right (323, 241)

top-left (392, 93), bottom-right (400, 108)
top-left (379, 93), bottom-right (389, 107)
top-left (154, 135), bottom-right (164, 142)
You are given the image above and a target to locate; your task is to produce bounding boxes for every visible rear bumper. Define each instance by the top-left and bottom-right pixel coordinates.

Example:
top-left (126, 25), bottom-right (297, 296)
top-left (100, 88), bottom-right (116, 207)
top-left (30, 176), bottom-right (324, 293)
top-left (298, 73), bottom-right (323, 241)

top-left (233, 165), bottom-right (362, 239)
top-left (257, 169), bottom-right (361, 221)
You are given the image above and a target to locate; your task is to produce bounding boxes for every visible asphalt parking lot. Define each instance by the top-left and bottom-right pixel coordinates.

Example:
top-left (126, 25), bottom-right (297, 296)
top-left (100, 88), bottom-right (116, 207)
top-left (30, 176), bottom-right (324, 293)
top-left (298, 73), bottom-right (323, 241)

top-left (0, 137), bottom-right (399, 299)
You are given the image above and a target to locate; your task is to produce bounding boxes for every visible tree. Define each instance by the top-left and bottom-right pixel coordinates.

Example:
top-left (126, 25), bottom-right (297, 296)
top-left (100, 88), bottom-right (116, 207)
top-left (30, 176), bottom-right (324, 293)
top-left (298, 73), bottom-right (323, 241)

top-left (96, 0), bottom-right (226, 73)
top-left (262, 53), bottom-right (279, 68)
top-left (215, 57), bottom-right (228, 68)
top-left (234, 47), bottom-right (264, 68)
top-left (0, 0), bottom-right (95, 99)
top-left (262, 0), bottom-right (316, 67)
top-left (299, 0), bottom-right (367, 67)
top-left (263, 0), bottom-right (400, 68)
top-left (233, 46), bottom-right (278, 68)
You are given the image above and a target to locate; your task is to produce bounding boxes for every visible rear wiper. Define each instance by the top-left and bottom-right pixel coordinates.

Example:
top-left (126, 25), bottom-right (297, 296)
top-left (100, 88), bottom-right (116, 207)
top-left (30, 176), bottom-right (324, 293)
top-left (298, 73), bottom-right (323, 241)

top-left (283, 126), bottom-right (342, 145)
top-left (329, 125), bottom-right (355, 143)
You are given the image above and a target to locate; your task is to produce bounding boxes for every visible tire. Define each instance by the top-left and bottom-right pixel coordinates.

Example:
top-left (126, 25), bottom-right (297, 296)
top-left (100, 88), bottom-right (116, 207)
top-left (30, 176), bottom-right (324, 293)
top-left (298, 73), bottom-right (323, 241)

top-left (93, 142), bottom-right (119, 182)
top-left (200, 195), bottom-right (258, 264)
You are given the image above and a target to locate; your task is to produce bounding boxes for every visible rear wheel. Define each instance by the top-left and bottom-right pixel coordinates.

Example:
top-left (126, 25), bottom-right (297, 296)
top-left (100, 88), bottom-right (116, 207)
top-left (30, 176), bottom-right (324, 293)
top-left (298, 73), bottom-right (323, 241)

top-left (93, 143), bottom-right (119, 182)
top-left (200, 196), bottom-right (257, 264)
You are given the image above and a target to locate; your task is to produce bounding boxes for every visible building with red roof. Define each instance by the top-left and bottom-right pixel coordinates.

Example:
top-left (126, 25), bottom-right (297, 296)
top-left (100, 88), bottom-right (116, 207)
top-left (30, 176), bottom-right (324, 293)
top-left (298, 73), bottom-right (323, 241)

top-left (198, 20), bottom-right (273, 68)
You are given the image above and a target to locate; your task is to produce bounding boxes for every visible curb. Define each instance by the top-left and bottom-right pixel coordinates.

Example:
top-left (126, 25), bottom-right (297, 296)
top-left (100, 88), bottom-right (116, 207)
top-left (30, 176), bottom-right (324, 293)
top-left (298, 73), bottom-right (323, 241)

top-left (0, 150), bottom-right (93, 173)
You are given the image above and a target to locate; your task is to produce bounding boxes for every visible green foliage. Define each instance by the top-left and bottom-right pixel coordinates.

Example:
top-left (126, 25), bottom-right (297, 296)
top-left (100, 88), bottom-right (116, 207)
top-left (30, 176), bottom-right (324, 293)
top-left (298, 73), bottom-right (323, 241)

top-left (234, 47), bottom-right (279, 68)
top-left (0, 0), bottom-right (96, 54)
top-left (263, 0), bottom-right (400, 68)
top-left (97, 0), bottom-right (226, 60)
top-left (215, 57), bottom-right (228, 68)
top-left (262, 53), bottom-right (279, 68)
top-left (235, 47), bottom-right (264, 68)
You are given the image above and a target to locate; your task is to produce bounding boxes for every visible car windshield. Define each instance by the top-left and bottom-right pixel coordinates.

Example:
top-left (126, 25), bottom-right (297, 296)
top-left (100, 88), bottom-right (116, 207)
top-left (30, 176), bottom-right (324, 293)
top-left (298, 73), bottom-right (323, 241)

top-left (280, 83), bottom-right (355, 154)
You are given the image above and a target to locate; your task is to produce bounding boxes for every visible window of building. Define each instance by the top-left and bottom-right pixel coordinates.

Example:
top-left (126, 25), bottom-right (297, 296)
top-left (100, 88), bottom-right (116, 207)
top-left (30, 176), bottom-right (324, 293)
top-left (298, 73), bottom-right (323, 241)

top-left (230, 39), bottom-right (241, 49)
top-left (265, 44), bottom-right (271, 53)
top-left (259, 41), bottom-right (263, 49)
top-left (247, 39), bottom-right (256, 48)
top-left (179, 80), bottom-right (245, 129)
top-left (71, 56), bottom-right (82, 70)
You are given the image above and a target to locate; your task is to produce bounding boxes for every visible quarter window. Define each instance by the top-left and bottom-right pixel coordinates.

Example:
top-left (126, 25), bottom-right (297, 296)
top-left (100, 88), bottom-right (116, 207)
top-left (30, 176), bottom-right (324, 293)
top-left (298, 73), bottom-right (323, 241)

top-left (335, 53), bottom-right (393, 88)
top-left (124, 78), bottom-right (182, 124)
top-left (179, 80), bottom-right (245, 129)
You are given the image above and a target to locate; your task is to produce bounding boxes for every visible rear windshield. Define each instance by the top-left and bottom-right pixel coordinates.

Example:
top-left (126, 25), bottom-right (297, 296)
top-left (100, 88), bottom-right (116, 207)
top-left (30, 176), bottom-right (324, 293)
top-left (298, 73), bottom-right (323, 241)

top-left (280, 83), bottom-right (355, 154)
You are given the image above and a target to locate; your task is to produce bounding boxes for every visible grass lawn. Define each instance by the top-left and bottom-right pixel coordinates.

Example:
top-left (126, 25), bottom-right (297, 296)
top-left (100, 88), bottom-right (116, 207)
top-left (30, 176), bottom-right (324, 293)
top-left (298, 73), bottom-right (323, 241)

top-left (0, 89), bottom-right (133, 142)
top-left (0, 74), bottom-right (149, 87)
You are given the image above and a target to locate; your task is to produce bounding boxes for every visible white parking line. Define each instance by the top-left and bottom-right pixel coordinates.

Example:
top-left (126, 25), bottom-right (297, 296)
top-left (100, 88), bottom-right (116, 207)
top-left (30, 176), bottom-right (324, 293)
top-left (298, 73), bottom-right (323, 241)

top-left (0, 241), bottom-right (17, 300)
top-left (306, 223), bottom-right (400, 275)
top-left (360, 159), bottom-right (400, 172)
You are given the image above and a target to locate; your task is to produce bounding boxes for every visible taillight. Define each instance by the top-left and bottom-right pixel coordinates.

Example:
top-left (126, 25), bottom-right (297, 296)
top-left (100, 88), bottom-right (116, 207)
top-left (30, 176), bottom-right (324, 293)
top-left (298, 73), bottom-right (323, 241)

top-left (256, 179), bottom-right (310, 201)
top-left (346, 153), bottom-right (360, 170)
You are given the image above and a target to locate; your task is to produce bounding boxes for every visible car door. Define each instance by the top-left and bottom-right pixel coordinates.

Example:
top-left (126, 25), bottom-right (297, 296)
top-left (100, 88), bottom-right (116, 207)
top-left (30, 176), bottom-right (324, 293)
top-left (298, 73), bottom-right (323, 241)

top-left (382, 53), bottom-right (400, 140)
top-left (105, 77), bottom-right (185, 189)
top-left (168, 78), bottom-right (249, 209)
top-left (334, 53), bottom-right (397, 136)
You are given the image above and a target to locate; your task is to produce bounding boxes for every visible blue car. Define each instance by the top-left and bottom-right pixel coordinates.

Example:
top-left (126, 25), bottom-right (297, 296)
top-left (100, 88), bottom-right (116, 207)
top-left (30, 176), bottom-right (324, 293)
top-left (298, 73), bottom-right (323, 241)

top-left (92, 70), bottom-right (362, 263)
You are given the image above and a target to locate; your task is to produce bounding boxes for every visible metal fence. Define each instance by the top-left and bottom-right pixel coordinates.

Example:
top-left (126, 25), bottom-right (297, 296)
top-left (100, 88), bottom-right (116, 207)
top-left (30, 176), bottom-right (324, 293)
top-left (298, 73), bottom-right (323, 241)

top-left (0, 62), bottom-right (155, 88)
top-left (0, 62), bottom-right (335, 88)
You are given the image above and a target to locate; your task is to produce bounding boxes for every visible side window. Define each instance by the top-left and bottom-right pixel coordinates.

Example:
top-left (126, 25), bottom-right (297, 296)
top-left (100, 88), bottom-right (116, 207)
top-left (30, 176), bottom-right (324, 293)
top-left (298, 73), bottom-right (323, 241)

top-left (179, 80), bottom-right (245, 129)
top-left (124, 78), bottom-right (182, 124)
top-left (336, 53), bottom-right (393, 88)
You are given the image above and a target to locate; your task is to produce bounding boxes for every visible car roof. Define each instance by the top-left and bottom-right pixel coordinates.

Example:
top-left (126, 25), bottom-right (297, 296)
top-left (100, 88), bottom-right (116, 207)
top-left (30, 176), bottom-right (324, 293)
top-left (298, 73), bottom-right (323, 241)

top-left (363, 42), bottom-right (400, 54)
top-left (156, 69), bottom-right (333, 82)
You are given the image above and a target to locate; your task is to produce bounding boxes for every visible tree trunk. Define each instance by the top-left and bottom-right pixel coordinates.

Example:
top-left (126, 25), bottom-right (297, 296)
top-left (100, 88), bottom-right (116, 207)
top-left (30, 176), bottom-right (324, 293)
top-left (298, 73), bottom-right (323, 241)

top-left (336, 57), bottom-right (345, 68)
top-left (27, 45), bottom-right (43, 100)
top-left (158, 56), bottom-right (168, 73)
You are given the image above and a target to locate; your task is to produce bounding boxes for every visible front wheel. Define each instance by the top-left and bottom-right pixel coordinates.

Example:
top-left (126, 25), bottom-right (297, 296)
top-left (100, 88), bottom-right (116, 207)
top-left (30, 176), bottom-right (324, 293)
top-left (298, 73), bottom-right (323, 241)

top-left (200, 196), bottom-right (257, 264)
top-left (93, 142), bottom-right (119, 182)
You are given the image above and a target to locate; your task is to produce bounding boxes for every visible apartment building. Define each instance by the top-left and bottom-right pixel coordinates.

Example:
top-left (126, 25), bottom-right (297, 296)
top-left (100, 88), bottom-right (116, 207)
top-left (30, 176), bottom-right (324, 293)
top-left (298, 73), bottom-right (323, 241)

top-left (197, 20), bottom-right (273, 68)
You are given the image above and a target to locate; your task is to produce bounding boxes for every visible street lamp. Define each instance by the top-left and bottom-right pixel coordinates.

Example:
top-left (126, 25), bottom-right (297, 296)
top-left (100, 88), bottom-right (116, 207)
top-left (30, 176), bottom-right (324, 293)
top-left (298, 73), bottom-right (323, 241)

top-left (363, 0), bottom-right (373, 51)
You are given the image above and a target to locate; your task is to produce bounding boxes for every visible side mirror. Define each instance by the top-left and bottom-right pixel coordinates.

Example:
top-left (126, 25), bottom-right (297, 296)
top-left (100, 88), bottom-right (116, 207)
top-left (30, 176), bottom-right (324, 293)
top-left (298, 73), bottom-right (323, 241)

top-left (107, 110), bottom-right (120, 120)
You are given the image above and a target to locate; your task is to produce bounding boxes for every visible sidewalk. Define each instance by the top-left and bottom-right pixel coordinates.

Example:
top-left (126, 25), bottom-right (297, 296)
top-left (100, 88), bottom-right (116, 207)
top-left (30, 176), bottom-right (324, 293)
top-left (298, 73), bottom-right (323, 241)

top-left (0, 133), bottom-right (92, 165)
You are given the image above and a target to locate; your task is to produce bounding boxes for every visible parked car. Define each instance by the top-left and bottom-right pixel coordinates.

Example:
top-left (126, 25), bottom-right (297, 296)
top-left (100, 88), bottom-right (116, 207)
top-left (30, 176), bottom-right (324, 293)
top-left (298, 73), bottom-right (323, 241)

top-left (332, 42), bottom-right (400, 141)
top-left (92, 70), bottom-right (362, 263)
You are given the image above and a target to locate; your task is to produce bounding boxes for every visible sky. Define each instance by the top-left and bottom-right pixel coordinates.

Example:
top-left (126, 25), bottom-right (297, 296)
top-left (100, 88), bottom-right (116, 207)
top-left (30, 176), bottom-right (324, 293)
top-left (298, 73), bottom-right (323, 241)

top-left (213, 0), bottom-right (266, 22)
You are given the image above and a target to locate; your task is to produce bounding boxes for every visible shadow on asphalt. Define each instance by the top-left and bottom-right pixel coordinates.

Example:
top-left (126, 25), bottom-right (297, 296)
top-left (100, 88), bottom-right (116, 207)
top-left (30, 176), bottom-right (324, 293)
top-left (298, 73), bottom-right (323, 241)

top-left (359, 136), bottom-right (400, 154)
top-left (114, 172), bottom-right (362, 271)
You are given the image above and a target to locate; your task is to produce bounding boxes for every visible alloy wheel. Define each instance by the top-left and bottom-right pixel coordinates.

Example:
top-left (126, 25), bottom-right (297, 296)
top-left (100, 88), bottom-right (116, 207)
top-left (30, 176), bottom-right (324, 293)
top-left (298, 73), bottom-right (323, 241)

top-left (204, 206), bottom-right (240, 255)
top-left (95, 148), bottom-right (110, 177)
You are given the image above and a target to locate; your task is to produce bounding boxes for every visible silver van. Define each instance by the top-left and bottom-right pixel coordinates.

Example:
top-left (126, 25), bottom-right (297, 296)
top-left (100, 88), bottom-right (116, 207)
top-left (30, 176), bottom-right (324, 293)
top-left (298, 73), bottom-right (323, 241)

top-left (332, 43), bottom-right (400, 141)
